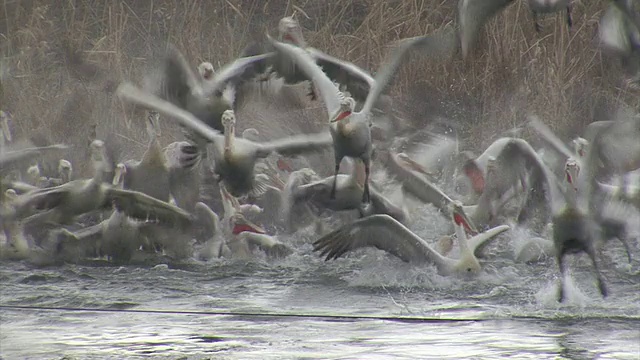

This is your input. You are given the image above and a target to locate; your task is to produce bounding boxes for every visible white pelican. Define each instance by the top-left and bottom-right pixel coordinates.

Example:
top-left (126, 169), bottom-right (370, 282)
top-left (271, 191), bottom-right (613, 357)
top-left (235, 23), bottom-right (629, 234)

top-left (11, 140), bottom-right (194, 230)
top-left (458, 0), bottom-right (572, 58)
top-left (116, 83), bottom-right (333, 197)
top-left (144, 44), bottom-right (273, 144)
top-left (599, 0), bottom-right (640, 87)
top-left (497, 129), bottom-right (636, 302)
top-left (163, 141), bottom-right (201, 212)
top-left (282, 157), bottom-right (407, 227)
top-left (269, 29), bottom-right (457, 204)
top-left (313, 207), bottom-right (510, 276)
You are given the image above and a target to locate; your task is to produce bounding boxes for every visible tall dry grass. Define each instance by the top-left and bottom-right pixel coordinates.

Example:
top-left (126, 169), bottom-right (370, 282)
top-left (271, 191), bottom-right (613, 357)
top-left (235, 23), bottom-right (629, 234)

top-left (1, 0), bottom-right (638, 177)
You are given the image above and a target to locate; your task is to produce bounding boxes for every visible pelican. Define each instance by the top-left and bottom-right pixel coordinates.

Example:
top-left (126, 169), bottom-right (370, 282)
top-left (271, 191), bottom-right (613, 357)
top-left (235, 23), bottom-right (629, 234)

top-left (269, 29), bottom-right (457, 204)
top-left (193, 201), bottom-right (226, 260)
top-left (164, 141), bottom-right (201, 212)
top-left (117, 83), bottom-right (333, 197)
top-left (497, 130), bottom-right (634, 302)
top-left (599, 0), bottom-right (640, 87)
top-left (313, 205), bottom-right (510, 276)
top-left (282, 157), bottom-right (407, 227)
top-left (10, 140), bottom-right (193, 230)
top-left (0, 142), bottom-right (69, 178)
top-left (120, 111), bottom-right (171, 202)
top-left (0, 189), bottom-right (31, 260)
top-left (459, 0), bottom-right (573, 58)
top-left (145, 44), bottom-right (273, 145)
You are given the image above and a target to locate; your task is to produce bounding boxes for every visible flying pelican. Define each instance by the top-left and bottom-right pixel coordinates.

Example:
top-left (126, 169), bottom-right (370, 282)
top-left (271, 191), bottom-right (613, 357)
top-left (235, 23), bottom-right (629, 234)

top-left (145, 44), bottom-right (273, 145)
top-left (497, 128), bottom-right (635, 302)
top-left (458, 0), bottom-right (573, 58)
top-left (116, 83), bottom-right (333, 197)
top-left (599, 0), bottom-right (640, 87)
top-left (164, 141), bottom-right (201, 212)
top-left (313, 206), bottom-right (510, 276)
top-left (269, 29), bottom-right (457, 204)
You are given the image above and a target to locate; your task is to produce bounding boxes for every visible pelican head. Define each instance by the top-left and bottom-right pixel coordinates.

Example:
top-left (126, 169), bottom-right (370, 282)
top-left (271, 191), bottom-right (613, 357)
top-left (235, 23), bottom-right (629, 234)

top-left (26, 164), bottom-right (41, 184)
top-left (221, 110), bottom-right (236, 131)
top-left (146, 110), bottom-right (161, 138)
top-left (330, 96), bottom-right (356, 123)
top-left (0, 110), bottom-right (11, 142)
top-left (58, 159), bottom-right (73, 183)
top-left (450, 200), bottom-right (478, 234)
top-left (278, 16), bottom-right (306, 47)
top-left (113, 163), bottom-right (127, 186)
top-left (89, 139), bottom-right (107, 169)
top-left (197, 61), bottom-right (215, 81)
top-left (564, 157), bottom-right (580, 191)
top-left (571, 137), bottom-right (588, 158)
top-left (229, 213), bottom-right (266, 235)
top-left (5, 188), bottom-right (17, 201)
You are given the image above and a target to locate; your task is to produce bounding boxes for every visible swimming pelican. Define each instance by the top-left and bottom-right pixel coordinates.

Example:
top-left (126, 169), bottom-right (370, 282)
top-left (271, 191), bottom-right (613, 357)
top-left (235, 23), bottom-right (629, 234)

top-left (269, 29), bottom-right (457, 204)
top-left (10, 140), bottom-right (194, 230)
top-left (313, 205), bottom-right (510, 276)
top-left (458, 0), bottom-right (573, 58)
top-left (116, 83), bottom-right (333, 197)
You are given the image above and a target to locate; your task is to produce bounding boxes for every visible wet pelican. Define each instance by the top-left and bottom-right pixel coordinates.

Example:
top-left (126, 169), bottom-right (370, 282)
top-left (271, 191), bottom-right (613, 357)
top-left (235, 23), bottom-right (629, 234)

top-left (11, 140), bottom-right (193, 230)
top-left (496, 130), bottom-right (629, 302)
top-left (459, 0), bottom-right (573, 58)
top-left (269, 29), bottom-right (457, 204)
top-left (313, 204), bottom-right (510, 276)
top-left (282, 157), bottom-right (407, 227)
top-left (117, 84), bottom-right (333, 197)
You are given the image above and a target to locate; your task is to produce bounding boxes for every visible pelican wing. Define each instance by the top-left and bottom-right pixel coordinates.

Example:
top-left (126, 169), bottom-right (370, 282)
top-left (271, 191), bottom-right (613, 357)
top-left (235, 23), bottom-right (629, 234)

top-left (155, 44), bottom-right (201, 107)
top-left (10, 182), bottom-right (75, 217)
top-left (458, 0), bottom-right (517, 57)
top-left (306, 47), bottom-right (375, 103)
top-left (528, 116), bottom-right (576, 164)
top-left (201, 53), bottom-right (275, 96)
top-left (362, 29), bottom-right (456, 116)
top-left (466, 224), bottom-right (510, 256)
top-left (313, 214), bottom-right (454, 268)
top-left (268, 38), bottom-right (342, 118)
top-left (69, 222), bottom-right (104, 242)
top-left (2, 180), bottom-right (39, 194)
top-left (117, 83), bottom-right (223, 144)
top-left (391, 153), bottom-right (455, 216)
top-left (0, 143), bottom-right (69, 173)
top-left (255, 132), bottom-right (333, 158)
top-left (105, 188), bottom-right (194, 230)
top-left (194, 201), bottom-right (220, 242)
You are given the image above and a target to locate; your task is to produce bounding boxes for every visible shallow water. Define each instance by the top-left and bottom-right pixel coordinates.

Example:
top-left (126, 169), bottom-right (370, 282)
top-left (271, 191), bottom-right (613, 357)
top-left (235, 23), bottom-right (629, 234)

top-left (1, 206), bottom-right (639, 359)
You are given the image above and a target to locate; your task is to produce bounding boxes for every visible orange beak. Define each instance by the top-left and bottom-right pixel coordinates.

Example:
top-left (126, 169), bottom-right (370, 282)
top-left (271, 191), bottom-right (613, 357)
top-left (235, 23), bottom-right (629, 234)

top-left (331, 111), bottom-right (351, 123)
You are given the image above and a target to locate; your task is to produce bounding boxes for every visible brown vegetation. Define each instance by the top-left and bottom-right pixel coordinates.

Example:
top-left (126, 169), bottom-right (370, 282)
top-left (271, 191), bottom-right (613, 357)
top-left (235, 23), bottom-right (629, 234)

top-left (1, 0), bottom-right (638, 177)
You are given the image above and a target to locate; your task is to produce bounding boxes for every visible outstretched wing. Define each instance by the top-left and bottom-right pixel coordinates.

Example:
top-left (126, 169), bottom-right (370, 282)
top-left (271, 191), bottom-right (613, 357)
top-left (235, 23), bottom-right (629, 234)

top-left (117, 83), bottom-right (224, 144)
top-left (255, 132), bottom-right (333, 158)
top-left (106, 188), bottom-right (194, 230)
top-left (361, 27), bottom-right (456, 115)
top-left (313, 214), bottom-right (451, 267)
top-left (458, 0), bottom-right (517, 57)
top-left (307, 47), bottom-right (375, 104)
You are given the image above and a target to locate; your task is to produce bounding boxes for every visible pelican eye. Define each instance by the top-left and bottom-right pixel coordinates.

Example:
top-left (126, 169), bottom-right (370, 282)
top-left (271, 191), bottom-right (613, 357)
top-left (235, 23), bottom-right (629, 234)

top-left (466, 268), bottom-right (472, 272)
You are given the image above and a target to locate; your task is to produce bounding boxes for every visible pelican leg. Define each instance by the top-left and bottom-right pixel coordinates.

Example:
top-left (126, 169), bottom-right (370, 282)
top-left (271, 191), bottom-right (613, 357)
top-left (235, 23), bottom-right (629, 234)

top-left (362, 161), bottom-right (371, 204)
top-left (586, 246), bottom-right (608, 298)
top-left (330, 158), bottom-right (342, 200)
top-left (556, 253), bottom-right (567, 303)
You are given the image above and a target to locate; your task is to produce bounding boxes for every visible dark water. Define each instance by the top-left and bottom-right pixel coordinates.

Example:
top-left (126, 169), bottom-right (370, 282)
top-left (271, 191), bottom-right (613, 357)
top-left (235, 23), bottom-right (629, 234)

top-left (1, 204), bottom-right (639, 359)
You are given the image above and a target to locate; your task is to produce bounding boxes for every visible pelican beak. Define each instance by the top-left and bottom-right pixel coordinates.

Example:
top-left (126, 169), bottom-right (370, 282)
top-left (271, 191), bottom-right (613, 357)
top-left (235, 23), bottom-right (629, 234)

top-left (277, 158), bottom-right (293, 172)
top-left (203, 69), bottom-right (213, 80)
top-left (452, 206), bottom-right (478, 235)
top-left (1, 112), bottom-right (11, 142)
top-left (113, 165), bottom-right (125, 186)
top-left (331, 110), bottom-right (352, 123)
top-left (232, 215), bottom-right (267, 235)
